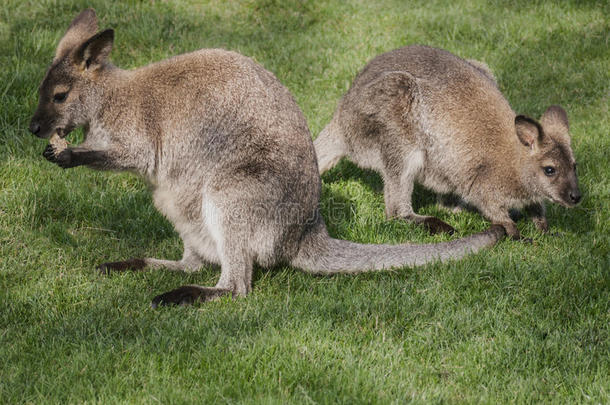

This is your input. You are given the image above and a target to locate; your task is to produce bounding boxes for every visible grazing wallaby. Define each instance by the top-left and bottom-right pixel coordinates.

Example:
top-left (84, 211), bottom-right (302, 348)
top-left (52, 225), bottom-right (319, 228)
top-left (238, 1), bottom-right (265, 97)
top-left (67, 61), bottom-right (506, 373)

top-left (315, 45), bottom-right (581, 239)
top-left (30, 11), bottom-right (505, 307)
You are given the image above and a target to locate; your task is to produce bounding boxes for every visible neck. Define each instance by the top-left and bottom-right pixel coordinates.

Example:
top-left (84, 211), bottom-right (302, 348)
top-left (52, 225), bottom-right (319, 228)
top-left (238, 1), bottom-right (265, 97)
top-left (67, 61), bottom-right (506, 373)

top-left (514, 146), bottom-right (540, 203)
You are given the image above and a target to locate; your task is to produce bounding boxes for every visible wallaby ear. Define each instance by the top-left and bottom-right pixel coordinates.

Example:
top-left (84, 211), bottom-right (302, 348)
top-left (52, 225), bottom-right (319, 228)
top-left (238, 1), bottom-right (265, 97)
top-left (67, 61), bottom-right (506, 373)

top-left (515, 115), bottom-right (544, 151)
top-left (540, 105), bottom-right (570, 144)
top-left (72, 29), bottom-right (114, 71)
top-left (55, 9), bottom-right (99, 62)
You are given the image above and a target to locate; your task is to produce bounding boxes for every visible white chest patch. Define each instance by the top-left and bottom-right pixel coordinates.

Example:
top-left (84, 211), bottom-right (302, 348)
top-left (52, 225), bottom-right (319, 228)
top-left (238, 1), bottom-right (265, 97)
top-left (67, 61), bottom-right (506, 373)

top-left (202, 198), bottom-right (224, 252)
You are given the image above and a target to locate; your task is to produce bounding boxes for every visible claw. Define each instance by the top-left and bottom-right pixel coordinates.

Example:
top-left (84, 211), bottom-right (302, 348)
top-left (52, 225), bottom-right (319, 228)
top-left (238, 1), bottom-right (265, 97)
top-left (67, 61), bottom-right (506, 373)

top-left (43, 144), bottom-right (58, 162)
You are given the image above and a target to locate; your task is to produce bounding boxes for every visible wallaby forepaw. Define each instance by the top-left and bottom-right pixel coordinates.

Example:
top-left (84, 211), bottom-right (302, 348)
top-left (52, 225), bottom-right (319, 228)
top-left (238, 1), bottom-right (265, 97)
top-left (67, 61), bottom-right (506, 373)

top-left (43, 144), bottom-right (59, 162)
top-left (97, 258), bottom-right (146, 275)
top-left (55, 149), bottom-right (73, 168)
top-left (151, 286), bottom-right (230, 308)
top-left (422, 217), bottom-right (455, 235)
top-left (533, 219), bottom-right (549, 233)
top-left (43, 144), bottom-right (72, 168)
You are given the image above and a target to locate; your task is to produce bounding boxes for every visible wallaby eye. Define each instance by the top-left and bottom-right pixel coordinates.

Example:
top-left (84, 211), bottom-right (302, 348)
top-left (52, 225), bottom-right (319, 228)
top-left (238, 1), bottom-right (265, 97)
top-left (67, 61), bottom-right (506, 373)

top-left (543, 166), bottom-right (556, 176)
top-left (53, 92), bottom-right (68, 103)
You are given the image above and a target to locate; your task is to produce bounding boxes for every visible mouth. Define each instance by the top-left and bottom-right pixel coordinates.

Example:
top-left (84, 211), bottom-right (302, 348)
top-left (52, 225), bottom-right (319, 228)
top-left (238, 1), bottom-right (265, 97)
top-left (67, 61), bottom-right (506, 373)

top-left (55, 127), bottom-right (69, 138)
top-left (34, 127), bottom-right (67, 140)
top-left (550, 197), bottom-right (577, 208)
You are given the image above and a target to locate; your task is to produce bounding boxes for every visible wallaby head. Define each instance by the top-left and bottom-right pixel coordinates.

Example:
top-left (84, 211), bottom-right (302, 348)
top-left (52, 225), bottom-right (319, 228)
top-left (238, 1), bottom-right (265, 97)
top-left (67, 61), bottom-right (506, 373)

top-left (29, 9), bottom-right (113, 139)
top-left (515, 105), bottom-right (581, 207)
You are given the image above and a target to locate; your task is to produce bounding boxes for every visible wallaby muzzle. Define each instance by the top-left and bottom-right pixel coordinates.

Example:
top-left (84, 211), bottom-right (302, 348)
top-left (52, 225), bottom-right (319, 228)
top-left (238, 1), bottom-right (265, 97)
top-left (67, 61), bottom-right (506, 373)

top-left (561, 176), bottom-right (582, 206)
top-left (29, 108), bottom-right (56, 139)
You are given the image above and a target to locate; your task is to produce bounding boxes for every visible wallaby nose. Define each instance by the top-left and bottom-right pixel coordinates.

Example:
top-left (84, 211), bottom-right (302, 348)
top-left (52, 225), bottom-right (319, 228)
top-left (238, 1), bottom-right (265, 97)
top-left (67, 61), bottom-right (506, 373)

top-left (29, 121), bottom-right (41, 135)
top-left (570, 191), bottom-right (581, 204)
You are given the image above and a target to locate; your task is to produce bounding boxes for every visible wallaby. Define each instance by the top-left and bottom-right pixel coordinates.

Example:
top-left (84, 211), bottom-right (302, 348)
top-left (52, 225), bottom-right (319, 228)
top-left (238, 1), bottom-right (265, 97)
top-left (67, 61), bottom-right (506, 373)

top-left (315, 45), bottom-right (581, 239)
top-left (30, 11), bottom-right (505, 307)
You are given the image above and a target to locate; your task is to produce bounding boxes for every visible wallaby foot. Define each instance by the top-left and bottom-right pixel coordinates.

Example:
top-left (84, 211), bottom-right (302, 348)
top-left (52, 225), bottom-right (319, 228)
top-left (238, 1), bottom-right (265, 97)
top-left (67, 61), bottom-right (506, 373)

top-left (396, 211), bottom-right (455, 235)
top-left (151, 285), bottom-right (231, 308)
top-left (97, 258), bottom-right (146, 274)
top-left (99, 247), bottom-right (206, 275)
top-left (527, 203), bottom-right (549, 233)
top-left (495, 221), bottom-right (523, 241)
top-left (98, 258), bottom-right (203, 275)
top-left (421, 217), bottom-right (455, 235)
top-left (533, 217), bottom-right (549, 233)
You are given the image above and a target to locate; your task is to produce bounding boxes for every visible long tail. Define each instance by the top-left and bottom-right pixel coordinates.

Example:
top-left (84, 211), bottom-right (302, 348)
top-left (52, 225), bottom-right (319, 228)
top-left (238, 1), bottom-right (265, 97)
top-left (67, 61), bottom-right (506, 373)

top-left (291, 221), bottom-right (505, 274)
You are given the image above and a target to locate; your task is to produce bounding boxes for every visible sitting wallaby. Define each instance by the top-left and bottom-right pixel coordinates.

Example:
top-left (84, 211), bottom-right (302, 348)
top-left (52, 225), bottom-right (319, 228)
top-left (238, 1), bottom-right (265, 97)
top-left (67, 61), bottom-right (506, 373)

top-left (30, 10), bottom-right (505, 307)
top-left (315, 45), bottom-right (581, 239)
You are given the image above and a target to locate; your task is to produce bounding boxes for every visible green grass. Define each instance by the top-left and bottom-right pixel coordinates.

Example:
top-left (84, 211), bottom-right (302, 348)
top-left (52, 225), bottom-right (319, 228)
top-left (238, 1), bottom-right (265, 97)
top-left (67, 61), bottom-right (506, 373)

top-left (1, 0), bottom-right (608, 403)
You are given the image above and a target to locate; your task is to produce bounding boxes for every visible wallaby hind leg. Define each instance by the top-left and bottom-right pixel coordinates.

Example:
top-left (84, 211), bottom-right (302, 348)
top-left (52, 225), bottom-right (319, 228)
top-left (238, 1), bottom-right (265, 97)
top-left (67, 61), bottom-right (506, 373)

top-left (151, 242), bottom-right (253, 307)
top-left (152, 199), bottom-right (253, 307)
top-left (387, 151), bottom-right (455, 235)
top-left (314, 122), bottom-right (347, 175)
top-left (97, 242), bottom-right (209, 275)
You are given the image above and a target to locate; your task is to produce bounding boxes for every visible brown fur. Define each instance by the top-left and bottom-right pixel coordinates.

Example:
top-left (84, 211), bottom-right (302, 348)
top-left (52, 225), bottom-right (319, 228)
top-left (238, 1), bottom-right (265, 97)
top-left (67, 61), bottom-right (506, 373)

top-left (315, 45), bottom-right (581, 239)
top-left (30, 12), bottom-right (506, 306)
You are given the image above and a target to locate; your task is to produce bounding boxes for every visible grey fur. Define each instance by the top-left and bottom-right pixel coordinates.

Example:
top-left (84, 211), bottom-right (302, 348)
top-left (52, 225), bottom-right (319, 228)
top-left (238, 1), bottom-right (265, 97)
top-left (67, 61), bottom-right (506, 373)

top-left (315, 45), bottom-right (581, 239)
top-left (30, 11), bottom-right (505, 305)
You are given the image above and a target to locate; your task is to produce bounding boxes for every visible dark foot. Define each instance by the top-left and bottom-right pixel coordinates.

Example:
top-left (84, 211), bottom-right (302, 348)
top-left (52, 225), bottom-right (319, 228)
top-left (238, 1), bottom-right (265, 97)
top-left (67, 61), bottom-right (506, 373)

top-left (533, 219), bottom-right (549, 233)
top-left (97, 258), bottom-right (146, 275)
top-left (151, 286), bottom-right (231, 308)
top-left (422, 217), bottom-right (455, 235)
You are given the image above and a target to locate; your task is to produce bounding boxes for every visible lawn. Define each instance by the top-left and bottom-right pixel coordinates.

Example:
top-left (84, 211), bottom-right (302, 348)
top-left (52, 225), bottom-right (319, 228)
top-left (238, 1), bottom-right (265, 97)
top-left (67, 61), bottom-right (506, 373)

top-left (0, 0), bottom-right (608, 403)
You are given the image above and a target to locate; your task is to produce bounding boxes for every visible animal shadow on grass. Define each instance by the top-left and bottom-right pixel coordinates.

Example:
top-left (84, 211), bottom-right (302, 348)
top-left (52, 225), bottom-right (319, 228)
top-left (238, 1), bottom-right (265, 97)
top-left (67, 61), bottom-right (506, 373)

top-left (322, 159), bottom-right (457, 227)
top-left (32, 183), bottom-right (176, 251)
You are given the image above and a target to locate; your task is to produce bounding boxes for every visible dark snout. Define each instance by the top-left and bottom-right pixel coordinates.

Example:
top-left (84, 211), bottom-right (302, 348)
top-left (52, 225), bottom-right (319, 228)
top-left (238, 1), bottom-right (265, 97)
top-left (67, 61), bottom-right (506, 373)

top-left (569, 189), bottom-right (582, 205)
top-left (562, 174), bottom-right (582, 207)
top-left (28, 113), bottom-right (54, 139)
top-left (29, 120), bottom-right (41, 136)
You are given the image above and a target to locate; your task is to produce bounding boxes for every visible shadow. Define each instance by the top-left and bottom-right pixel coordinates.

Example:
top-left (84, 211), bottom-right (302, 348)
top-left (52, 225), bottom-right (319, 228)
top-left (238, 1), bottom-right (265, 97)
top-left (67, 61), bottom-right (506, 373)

top-left (29, 174), bottom-right (175, 246)
top-left (321, 159), bottom-right (439, 215)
